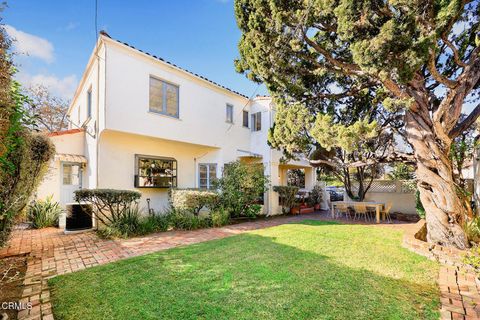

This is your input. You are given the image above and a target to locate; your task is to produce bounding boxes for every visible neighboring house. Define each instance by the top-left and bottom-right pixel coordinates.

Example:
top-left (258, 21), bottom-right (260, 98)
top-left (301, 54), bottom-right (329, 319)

top-left (36, 31), bottom-right (316, 225)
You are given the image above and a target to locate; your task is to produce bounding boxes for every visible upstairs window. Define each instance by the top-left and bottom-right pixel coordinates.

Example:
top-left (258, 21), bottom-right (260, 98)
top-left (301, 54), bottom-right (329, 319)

top-left (149, 76), bottom-right (179, 118)
top-left (135, 155), bottom-right (177, 188)
top-left (87, 88), bottom-right (92, 118)
top-left (251, 112), bottom-right (262, 132)
top-left (226, 104), bottom-right (233, 123)
top-left (199, 163), bottom-right (217, 189)
top-left (242, 110), bottom-right (249, 127)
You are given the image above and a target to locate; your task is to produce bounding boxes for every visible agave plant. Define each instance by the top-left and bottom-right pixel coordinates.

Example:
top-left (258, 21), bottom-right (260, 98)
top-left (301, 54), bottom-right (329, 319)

top-left (27, 196), bottom-right (62, 229)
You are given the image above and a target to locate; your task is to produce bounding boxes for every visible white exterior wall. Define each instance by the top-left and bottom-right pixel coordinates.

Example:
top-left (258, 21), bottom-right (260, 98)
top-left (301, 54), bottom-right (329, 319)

top-left (36, 131), bottom-right (86, 203)
top-left (38, 34), bottom-right (317, 219)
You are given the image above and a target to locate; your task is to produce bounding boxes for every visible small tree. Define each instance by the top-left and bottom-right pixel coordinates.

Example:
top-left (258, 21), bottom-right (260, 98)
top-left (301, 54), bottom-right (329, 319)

top-left (24, 85), bottom-right (69, 132)
top-left (74, 189), bottom-right (141, 227)
top-left (214, 161), bottom-right (269, 217)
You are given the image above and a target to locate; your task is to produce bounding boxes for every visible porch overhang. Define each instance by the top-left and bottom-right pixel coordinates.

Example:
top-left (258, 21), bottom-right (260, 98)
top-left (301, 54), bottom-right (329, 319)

top-left (55, 153), bottom-right (87, 163)
top-left (237, 149), bottom-right (262, 159)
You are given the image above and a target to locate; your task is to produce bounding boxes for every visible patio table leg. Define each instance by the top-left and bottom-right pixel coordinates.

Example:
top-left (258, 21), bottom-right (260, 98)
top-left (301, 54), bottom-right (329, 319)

top-left (331, 204), bottom-right (335, 218)
top-left (376, 206), bottom-right (380, 223)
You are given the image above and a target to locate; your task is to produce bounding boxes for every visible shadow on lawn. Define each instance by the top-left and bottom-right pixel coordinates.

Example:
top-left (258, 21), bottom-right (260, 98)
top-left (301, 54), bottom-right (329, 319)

top-left (49, 222), bottom-right (439, 320)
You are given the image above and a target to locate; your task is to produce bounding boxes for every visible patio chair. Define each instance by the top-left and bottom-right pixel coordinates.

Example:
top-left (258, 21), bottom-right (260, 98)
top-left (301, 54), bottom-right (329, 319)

top-left (353, 204), bottom-right (371, 222)
top-left (381, 203), bottom-right (393, 223)
top-left (335, 204), bottom-right (350, 220)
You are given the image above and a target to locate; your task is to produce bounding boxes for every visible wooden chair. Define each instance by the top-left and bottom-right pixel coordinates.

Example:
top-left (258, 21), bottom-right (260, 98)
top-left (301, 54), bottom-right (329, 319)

top-left (335, 204), bottom-right (350, 219)
top-left (381, 203), bottom-right (393, 223)
top-left (354, 204), bottom-right (370, 222)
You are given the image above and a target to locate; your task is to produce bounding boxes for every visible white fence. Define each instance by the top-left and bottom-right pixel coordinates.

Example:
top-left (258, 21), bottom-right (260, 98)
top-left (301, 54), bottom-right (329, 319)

top-left (348, 180), bottom-right (417, 215)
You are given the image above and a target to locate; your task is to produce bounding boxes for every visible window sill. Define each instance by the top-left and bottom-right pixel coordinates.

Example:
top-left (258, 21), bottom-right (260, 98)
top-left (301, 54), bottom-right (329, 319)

top-left (148, 111), bottom-right (181, 121)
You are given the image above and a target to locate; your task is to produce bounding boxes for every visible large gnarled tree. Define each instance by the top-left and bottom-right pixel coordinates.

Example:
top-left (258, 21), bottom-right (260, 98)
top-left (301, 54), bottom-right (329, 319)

top-left (235, 0), bottom-right (480, 248)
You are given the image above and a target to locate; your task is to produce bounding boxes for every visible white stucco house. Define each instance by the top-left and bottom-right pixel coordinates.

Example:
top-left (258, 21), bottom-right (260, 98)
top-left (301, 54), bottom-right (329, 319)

top-left (36, 31), bottom-right (316, 224)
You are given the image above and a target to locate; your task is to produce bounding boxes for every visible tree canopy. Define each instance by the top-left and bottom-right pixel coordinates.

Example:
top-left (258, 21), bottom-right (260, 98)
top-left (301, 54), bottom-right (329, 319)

top-left (235, 0), bottom-right (480, 248)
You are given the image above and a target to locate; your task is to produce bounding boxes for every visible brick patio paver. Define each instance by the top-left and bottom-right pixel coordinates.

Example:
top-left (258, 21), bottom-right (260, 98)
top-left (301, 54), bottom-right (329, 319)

top-left (1, 212), bottom-right (477, 320)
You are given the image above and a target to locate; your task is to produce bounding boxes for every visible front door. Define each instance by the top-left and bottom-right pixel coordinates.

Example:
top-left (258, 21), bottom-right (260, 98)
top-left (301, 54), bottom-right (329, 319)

top-left (60, 162), bottom-right (82, 206)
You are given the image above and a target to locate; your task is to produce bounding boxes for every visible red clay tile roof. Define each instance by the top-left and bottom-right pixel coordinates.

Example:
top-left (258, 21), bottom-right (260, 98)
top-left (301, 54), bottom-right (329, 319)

top-left (48, 128), bottom-right (84, 137)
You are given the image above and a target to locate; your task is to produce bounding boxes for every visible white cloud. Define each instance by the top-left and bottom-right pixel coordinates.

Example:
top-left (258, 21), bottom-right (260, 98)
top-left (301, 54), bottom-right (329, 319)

top-left (4, 25), bottom-right (54, 63)
top-left (16, 72), bottom-right (78, 100)
top-left (65, 22), bottom-right (78, 31)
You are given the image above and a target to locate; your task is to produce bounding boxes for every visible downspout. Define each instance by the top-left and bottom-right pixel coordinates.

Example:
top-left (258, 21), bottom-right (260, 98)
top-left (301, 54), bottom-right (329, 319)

top-left (95, 37), bottom-right (101, 188)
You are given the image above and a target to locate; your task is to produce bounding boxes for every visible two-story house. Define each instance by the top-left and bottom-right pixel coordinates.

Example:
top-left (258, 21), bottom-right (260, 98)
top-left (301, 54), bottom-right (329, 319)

top-left (36, 32), bottom-right (316, 227)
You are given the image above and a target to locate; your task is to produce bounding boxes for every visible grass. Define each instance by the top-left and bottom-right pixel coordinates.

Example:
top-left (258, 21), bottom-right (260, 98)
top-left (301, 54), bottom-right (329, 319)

top-left (49, 220), bottom-right (439, 320)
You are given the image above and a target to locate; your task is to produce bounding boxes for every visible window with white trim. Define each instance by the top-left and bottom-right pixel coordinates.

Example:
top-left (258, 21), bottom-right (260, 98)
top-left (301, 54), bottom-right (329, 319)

top-left (251, 112), bottom-right (261, 131)
top-left (242, 110), bottom-right (249, 127)
top-left (226, 104), bottom-right (233, 123)
top-left (149, 76), bottom-right (179, 118)
top-left (199, 163), bottom-right (217, 189)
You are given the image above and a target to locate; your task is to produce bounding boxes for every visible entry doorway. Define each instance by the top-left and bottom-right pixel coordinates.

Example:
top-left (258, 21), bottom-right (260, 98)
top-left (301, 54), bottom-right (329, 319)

top-left (60, 162), bottom-right (82, 206)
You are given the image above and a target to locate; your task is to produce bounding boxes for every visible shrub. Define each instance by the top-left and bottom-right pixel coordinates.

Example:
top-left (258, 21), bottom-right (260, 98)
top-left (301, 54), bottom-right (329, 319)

top-left (308, 185), bottom-right (324, 207)
top-left (74, 189), bottom-right (141, 226)
top-left (273, 186), bottom-right (299, 214)
top-left (170, 189), bottom-right (218, 215)
top-left (214, 161), bottom-right (269, 218)
top-left (170, 210), bottom-right (212, 230)
top-left (0, 131), bottom-right (55, 246)
top-left (415, 190), bottom-right (426, 219)
top-left (463, 217), bottom-right (480, 244)
top-left (211, 207), bottom-right (230, 227)
top-left (138, 212), bottom-right (171, 234)
top-left (27, 196), bottom-right (62, 228)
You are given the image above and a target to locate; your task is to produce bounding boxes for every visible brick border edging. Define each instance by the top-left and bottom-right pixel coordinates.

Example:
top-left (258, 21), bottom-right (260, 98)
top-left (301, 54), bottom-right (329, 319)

top-left (402, 220), bottom-right (480, 320)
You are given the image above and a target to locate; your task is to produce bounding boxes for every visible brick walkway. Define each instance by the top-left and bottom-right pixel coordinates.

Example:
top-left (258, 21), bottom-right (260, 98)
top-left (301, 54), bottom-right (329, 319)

top-left (0, 212), bottom-right (478, 320)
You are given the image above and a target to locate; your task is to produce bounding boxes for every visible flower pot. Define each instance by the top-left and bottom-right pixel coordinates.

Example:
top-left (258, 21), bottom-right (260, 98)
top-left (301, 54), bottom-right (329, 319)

top-left (290, 207), bottom-right (300, 215)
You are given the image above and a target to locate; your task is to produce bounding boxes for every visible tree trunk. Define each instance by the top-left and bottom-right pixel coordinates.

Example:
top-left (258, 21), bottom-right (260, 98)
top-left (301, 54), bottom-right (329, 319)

top-left (405, 111), bottom-right (468, 249)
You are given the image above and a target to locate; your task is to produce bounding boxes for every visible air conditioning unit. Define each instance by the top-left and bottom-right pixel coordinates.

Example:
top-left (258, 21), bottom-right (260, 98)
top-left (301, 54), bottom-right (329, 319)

top-left (64, 202), bottom-right (94, 234)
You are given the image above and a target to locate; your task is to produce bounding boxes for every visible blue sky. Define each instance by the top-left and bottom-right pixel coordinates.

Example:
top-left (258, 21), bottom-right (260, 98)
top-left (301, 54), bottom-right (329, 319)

top-left (3, 0), bottom-right (267, 100)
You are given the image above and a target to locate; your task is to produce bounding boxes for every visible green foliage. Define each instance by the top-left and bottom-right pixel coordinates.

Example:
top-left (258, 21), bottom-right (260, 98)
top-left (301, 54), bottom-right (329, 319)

top-left (463, 217), bottom-right (480, 244)
top-left (415, 190), bottom-right (426, 219)
top-left (74, 189), bottom-right (141, 227)
top-left (309, 185), bottom-right (324, 206)
top-left (169, 210), bottom-right (212, 231)
top-left (311, 114), bottom-right (378, 154)
top-left (387, 163), bottom-right (415, 180)
top-left (0, 131), bottom-right (55, 245)
top-left (210, 207), bottom-right (230, 227)
top-left (138, 213), bottom-right (171, 234)
top-left (214, 161), bottom-right (269, 218)
top-left (170, 189), bottom-right (219, 216)
top-left (273, 186), bottom-right (299, 214)
top-left (27, 196), bottom-right (62, 229)
top-left (464, 245), bottom-right (480, 273)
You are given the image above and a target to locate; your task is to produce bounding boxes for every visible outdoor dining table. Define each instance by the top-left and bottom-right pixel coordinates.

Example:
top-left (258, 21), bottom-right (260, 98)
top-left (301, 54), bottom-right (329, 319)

top-left (331, 201), bottom-right (385, 223)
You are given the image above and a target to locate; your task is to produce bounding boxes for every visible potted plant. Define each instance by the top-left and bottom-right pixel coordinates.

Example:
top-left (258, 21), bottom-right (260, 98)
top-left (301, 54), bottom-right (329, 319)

top-left (309, 185), bottom-right (324, 210)
top-left (273, 186), bottom-right (299, 214)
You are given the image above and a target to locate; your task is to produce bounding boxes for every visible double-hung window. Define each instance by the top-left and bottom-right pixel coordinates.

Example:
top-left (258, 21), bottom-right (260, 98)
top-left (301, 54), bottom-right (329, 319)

top-left (242, 110), bottom-right (249, 127)
top-left (149, 76), bottom-right (179, 118)
top-left (199, 164), bottom-right (217, 189)
top-left (251, 112), bottom-right (261, 132)
top-left (226, 104), bottom-right (233, 123)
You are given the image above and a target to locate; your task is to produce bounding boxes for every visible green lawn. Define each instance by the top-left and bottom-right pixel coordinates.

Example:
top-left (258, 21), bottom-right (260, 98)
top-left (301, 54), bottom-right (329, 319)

top-left (49, 221), bottom-right (439, 320)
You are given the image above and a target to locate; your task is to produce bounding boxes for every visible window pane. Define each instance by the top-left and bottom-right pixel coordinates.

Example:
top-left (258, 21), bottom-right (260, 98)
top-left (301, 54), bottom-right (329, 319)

top-left (165, 83), bottom-right (179, 117)
top-left (256, 112), bottom-right (262, 131)
top-left (209, 165), bottom-right (217, 181)
top-left (87, 90), bottom-right (92, 118)
top-left (63, 165), bottom-right (72, 185)
top-left (243, 111), bottom-right (249, 127)
top-left (137, 156), bottom-right (177, 188)
top-left (226, 104), bottom-right (233, 123)
top-left (149, 77), bottom-right (164, 113)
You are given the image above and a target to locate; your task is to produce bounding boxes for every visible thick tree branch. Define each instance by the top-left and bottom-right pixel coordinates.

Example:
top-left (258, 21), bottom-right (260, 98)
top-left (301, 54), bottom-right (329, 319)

top-left (428, 49), bottom-right (457, 89)
top-left (442, 36), bottom-right (468, 68)
top-left (449, 103), bottom-right (480, 139)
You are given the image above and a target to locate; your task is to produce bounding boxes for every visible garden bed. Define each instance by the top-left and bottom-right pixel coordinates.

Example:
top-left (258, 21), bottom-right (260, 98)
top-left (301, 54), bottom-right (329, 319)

top-left (0, 254), bottom-right (27, 320)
